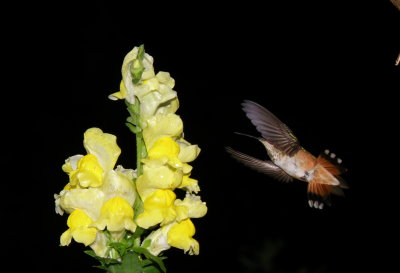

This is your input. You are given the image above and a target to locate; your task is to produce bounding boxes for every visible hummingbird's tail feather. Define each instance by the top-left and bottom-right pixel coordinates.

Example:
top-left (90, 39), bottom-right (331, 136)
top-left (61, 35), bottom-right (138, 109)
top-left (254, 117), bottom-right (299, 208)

top-left (307, 183), bottom-right (344, 209)
top-left (307, 183), bottom-right (331, 209)
top-left (317, 153), bottom-right (348, 189)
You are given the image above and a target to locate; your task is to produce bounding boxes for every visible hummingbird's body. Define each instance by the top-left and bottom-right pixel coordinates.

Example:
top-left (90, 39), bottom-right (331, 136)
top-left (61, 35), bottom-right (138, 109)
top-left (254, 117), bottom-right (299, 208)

top-left (227, 100), bottom-right (347, 209)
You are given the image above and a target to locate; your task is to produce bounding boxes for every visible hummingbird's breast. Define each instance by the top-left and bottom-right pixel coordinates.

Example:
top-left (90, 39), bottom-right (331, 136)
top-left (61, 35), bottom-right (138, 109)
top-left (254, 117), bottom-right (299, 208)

top-left (261, 140), bottom-right (316, 181)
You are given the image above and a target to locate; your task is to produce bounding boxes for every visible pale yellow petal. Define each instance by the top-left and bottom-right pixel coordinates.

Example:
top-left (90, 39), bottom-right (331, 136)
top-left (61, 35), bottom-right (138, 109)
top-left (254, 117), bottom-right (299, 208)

top-left (58, 188), bottom-right (104, 219)
top-left (139, 164), bottom-right (183, 193)
top-left (178, 175), bottom-right (200, 193)
top-left (101, 170), bottom-right (136, 206)
top-left (140, 90), bottom-right (177, 118)
top-left (142, 113), bottom-right (183, 149)
top-left (60, 229), bottom-right (72, 246)
top-left (177, 140), bottom-right (201, 163)
top-left (108, 80), bottom-right (128, 101)
top-left (156, 72), bottom-right (175, 88)
top-left (83, 128), bottom-right (121, 171)
top-left (120, 47), bottom-right (139, 104)
top-left (62, 155), bottom-right (83, 174)
top-left (89, 231), bottom-right (108, 257)
top-left (141, 53), bottom-right (155, 80)
top-left (174, 193), bottom-right (207, 218)
top-left (143, 223), bottom-right (173, 256)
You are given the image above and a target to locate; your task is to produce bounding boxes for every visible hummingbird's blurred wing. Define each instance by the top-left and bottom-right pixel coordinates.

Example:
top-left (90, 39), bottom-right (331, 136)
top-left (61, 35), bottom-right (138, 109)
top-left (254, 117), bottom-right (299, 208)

top-left (226, 147), bottom-right (293, 183)
top-left (242, 100), bottom-right (301, 156)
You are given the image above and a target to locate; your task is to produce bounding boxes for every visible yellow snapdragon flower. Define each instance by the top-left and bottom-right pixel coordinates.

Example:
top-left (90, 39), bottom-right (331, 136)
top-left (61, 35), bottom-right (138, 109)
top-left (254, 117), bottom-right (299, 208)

top-left (144, 219), bottom-right (200, 256)
top-left (93, 196), bottom-right (136, 233)
top-left (168, 219), bottom-right (199, 255)
top-left (60, 209), bottom-right (97, 247)
top-left (61, 128), bottom-right (121, 189)
top-left (109, 47), bottom-right (179, 119)
top-left (136, 189), bottom-right (177, 229)
top-left (55, 128), bottom-right (136, 256)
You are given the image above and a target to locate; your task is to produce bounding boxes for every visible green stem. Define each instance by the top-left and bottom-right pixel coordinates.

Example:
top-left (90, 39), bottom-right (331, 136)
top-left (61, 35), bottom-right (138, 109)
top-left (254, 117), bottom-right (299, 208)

top-left (125, 97), bottom-right (147, 176)
top-left (133, 97), bottom-right (147, 176)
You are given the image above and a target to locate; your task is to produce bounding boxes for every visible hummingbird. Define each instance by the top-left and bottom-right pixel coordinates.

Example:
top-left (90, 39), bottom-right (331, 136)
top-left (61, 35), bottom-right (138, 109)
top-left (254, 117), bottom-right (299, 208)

top-left (226, 100), bottom-right (348, 209)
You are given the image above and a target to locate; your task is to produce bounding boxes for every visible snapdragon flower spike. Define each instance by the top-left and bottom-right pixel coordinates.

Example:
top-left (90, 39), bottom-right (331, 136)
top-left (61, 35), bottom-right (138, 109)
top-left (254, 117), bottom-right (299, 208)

top-left (55, 128), bottom-right (136, 257)
top-left (56, 45), bottom-right (207, 272)
top-left (109, 46), bottom-right (208, 256)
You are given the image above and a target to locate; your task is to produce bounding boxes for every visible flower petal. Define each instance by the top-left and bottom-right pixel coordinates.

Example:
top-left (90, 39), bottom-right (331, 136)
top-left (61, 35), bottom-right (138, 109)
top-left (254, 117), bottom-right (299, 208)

top-left (137, 164), bottom-right (183, 196)
top-left (83, 128), bottom-right (121, 171)
top-left (61, 209), bottom-right (97, 246)
top-left (136, 189), bottom-right (177, 229)
top-left (101, 170), bottom-right (136, 206)
top-left (108, 80), bottom-right (128, 101)
top-left (167, 219), bottom-right (199, 255)
top-left (93, 196), bottom-right (136, 233)
top-left (177, 139), bottom-right (201, 163)
top-left (70, 154), bottom-right (103, 188)
top-left (62, 154), bottom-right (84, 174)
top-left (178, 175), bottom-right (200, 193)
top-left (89, 231), bottom-right (109, 257)
top-left (143, 223), bottom-right (173, 256)
top-left (156, 72), bottom-right (175, 88)
top-left (58, 188), bottom-right (105, 220)
top-left (174, 193), bottom-right (207, 219)
top-left (120, 47), bottom-right (139, 103)
top-left (142, 113), bottom-right (183, 149)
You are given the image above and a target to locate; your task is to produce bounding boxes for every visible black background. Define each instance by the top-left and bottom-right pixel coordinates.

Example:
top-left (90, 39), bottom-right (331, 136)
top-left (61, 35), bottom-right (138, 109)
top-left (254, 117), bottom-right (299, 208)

top-left (5, 1), bottom-right (399, 272)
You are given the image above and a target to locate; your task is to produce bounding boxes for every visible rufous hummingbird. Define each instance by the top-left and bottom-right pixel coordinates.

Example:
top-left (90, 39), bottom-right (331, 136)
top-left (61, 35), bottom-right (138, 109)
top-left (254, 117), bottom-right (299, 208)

top-left (227, 100), bottom-right (348, 209)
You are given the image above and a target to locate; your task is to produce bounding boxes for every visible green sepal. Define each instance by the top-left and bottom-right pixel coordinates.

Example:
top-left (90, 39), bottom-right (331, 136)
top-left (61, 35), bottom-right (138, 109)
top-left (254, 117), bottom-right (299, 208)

top-left (137, 44), bottom-right (145, 61)
top-left (142, 239), bottom-right (151, 248)
top-left (132, 246), bottom-right (167, 273)
top-left (133, 192), bottom-right (144, 221)
top-left (131, 45), bottom-right (145, 85)
top-left (126, 122), bottom-right (141, 134)
top-left (84, 250), bottom-right (119, 270)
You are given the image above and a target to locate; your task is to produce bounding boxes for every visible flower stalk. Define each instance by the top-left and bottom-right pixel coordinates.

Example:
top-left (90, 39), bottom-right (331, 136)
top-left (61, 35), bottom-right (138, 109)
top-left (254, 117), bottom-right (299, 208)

top-left (125, 97), bottom-right (147, 176)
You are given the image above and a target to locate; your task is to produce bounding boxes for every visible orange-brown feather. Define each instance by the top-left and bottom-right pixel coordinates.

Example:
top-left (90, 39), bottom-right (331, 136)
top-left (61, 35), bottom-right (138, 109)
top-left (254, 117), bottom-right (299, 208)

top-left (316, 155), bottom-right (342, 176)
top-left (308, 183), bottom-right (333, 196)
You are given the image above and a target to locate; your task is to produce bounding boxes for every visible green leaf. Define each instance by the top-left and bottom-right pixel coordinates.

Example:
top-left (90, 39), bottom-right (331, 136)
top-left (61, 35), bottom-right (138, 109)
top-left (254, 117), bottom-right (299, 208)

top-left (132, 247), bottom-right (167, 273)
top-left (131, 226), bottom-right (145, 239)
top-left (143, 265), bottom-right (164, 273)
top-left (108, 252), bottom-right (143, 273)
top-left (84, 250), bottom-right (119, 270)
